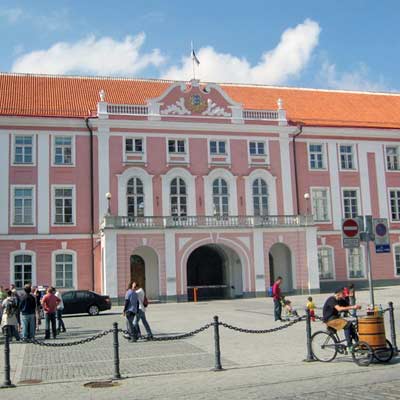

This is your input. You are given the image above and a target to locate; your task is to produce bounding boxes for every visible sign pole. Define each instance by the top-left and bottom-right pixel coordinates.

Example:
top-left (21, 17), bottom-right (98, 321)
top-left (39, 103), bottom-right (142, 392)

top-left (365, 231), bottom-right (375, 307)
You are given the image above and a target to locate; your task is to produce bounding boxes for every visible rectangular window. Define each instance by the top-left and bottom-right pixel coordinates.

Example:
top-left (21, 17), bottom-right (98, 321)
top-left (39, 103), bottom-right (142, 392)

top-left (348, 247), bottom-right (365, 278)
top-left (386, 146), bottom-right (400, 171)
top-left (14, 187), bottom-right (33, 225)
top-left (395, 246), bottom-right (400, 276)
top-left (309, 144), bottom-right (325, 169)
top-left (54, 136), bottom-right (73, 165)
top-left (125, 138), bottom-right (143, 153)
top-left (318, 247), bottom-right (334, 280)
top-left (55, 253), bottom-right (74, 288)
top-left (249, 141), bottom-right (265, 155)
top-left (340, 145), bottom-right (355, 170)
top-left (343, 189), bottom-right (359, 218)
top-left (54, 187), bottom-right (74, 225)
top-left (168, 139), bottom-right (185, 153)
top-left (14, 254), bottom-right (32, 289)
top-left (311, 189), bottom-right (330, 222)
top-left (210, 141), bottom-right (226, 155)
top-left (390, 190), bottom-right (400, 221)
top-left (14, 135), bottom-right (33, 164)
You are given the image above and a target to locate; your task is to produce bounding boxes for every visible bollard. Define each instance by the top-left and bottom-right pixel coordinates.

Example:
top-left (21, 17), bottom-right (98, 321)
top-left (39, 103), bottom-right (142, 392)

top-left (388, 302), bottom-right (398, 356)
top-left (112, 322), bottom-right (121, 380)
top-left (212, 315), bottom-right (223, 371)
top-left (1, 327), bottom-right (16, 389)
top-left (303, 308), bottom-right (315, 362)
top-left (193, 288), bottom-right (198, 303)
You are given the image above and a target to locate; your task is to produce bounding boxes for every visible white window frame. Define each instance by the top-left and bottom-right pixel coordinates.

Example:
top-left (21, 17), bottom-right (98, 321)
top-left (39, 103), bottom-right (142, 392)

top-left (122, 136), bottom-right (147, 164)
top-left (10, 185), bottom-right (36, 227)
top-left (167, 139), bottom-right (186, 154)
top-left (51, 135), bottom-right (75, 167)
top-left (248, 141), bottom-right (267, 156)
top-left (10, 250), bottom-right (37, 288)
top-left (208, 139), bottom-right (231, 165)
top-left (126, 177), bottom-right (145, 218)
top-left (317, 245), bottom-right (336, 281)
top-left (209, 140), bottom-right (227, 155)
top-left (346, 246), bottom-right (366, 280)
top-left (12, 134), bottom-right (36, 166)
top-left (51, 185), bottom-right (76, 227)
top-left (52, 249), bottom-right (77, 289)
top-left (385, 145), bottom-right (400, 172)
top-left (393, 243), bottom-right (400, 277)
top-left (338, 143), bottom-right (357, 171)
top-left (388, 188), bottom-right (400, 222)
top-left (310, 187), bottom-right (331, 223)
top-left (342, 187), bottom-right (361, 218)
top-left (166, 138), bottom-right (189, 165)
top-left (308, 142), bottom-right (327, 170)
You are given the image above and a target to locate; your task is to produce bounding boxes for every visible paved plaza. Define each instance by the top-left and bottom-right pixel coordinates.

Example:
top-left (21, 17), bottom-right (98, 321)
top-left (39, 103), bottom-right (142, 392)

top-left (1, 286), bottom-right (400, 399)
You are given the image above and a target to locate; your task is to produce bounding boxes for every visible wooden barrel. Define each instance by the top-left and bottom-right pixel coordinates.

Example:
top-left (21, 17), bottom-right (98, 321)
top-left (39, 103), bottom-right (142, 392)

top-left (358, 316), bottom-right (386, 349)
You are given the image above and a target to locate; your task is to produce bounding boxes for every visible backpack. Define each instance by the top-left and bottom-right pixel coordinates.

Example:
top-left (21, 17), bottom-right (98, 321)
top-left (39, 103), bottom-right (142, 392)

top-left (267, 286), bottom-right (274, 297)
top-left (143, 296), bottom-right (149, 307)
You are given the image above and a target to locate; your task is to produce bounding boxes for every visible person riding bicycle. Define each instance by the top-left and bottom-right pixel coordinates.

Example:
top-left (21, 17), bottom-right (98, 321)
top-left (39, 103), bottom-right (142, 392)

top-left (322, 287), bottom-right (361, 349)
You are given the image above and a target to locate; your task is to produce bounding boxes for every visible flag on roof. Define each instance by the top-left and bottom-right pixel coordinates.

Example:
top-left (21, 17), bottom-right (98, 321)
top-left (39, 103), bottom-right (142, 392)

top-left (191, 49), bottom-right (200, 66)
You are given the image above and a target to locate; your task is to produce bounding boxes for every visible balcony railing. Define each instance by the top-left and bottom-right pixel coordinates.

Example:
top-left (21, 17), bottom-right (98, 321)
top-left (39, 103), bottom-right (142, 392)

top-left (102, 215), bottom-right (312, 230)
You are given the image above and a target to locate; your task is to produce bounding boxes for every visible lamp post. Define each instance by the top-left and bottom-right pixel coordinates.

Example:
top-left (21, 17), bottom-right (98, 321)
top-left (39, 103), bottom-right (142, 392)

top-left (303, 192), bottom-right (310, 215)
top-left (106, 192), bottom-right (112, 216)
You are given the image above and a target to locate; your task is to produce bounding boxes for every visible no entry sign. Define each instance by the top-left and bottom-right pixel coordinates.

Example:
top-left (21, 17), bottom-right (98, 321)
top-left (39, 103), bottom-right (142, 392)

top-left (342, 218), bottom-right (360, 248)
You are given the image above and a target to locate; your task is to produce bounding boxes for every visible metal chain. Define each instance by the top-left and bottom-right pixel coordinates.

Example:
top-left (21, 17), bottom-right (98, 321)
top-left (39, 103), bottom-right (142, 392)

top-left (21, 329), bottom-right (113, 347)
top-left (219, 315), bottom-right (306, 334)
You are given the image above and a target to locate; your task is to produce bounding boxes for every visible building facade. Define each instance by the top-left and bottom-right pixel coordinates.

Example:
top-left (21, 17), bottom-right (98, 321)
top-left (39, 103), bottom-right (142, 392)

top-left (0, 73), bottom-right (400, 301)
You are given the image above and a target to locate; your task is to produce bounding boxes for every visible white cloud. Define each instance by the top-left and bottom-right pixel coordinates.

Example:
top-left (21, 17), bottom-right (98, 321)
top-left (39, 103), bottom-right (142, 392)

top-left (11, 33), bottom-right (165, 75)
top-left (319, 61), bottom-right (388, 92)
top-left (0, 7), bottom-right (23, 23)
top-left (162, 19), bottom-right (321, 84)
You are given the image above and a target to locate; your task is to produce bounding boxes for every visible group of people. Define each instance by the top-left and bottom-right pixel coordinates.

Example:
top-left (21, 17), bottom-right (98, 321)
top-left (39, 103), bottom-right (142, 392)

top-left (123, 281), bottom-right (153, 342)
top-left (0, 284), bottom-right (66, 341)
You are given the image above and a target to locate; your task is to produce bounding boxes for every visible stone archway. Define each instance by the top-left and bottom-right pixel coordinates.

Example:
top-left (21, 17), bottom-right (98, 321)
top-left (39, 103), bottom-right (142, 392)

top-left (269, 243), bottom-right (293, 292)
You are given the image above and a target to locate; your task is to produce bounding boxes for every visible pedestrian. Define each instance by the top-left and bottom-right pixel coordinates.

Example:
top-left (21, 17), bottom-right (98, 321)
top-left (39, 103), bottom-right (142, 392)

top-left (306, 296), bottom-right (316, 322)
top-left (55, 289), bottom-right (66, 333)
top-left (10, 284), bottom-right (21, 332)
top-left (348, 284), bottom-right (356, 317)
top-left (1, 289), bottom-right (20, 341)
top-left (0, 285), bottom-right (7, 319)
top-left (33, 287), bottom-right (42, 331)
top-left (123, 281), bottom-right (139, 342)
top-left (272, 276), bottom-right (283, 321)
top-left (134, 284), bottom-right (153, 339)
top-left (20, 284), bottom-right (36, 339)
top-left (41, 287), bottom-right (60, 339)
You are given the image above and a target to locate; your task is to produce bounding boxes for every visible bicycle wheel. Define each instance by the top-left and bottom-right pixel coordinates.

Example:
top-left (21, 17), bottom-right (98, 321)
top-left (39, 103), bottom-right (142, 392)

top-left (311, 331), bottom-right (338, 362)
top-left (374, 340), bottom-right (394, 363)
top-left (351, 341), bottom-right (373, 366)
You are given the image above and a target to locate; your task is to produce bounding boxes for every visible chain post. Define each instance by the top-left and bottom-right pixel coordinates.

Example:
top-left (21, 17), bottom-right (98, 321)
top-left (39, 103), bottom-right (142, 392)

top-left (303, 308), bottom-right (315, 362)
top-left (112, 322), bottom-right (121, 380)
top-left (212, 316), bottom-right (223, 371)
top-left (388, 302), bottom-right (398, 355)
top-left (0, 327), bottom-right (16, 389)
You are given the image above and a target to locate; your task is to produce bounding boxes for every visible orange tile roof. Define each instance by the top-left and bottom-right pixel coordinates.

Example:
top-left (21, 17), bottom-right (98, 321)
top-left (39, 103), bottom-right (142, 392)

top-left (1, 72), bottom-right (400, 129)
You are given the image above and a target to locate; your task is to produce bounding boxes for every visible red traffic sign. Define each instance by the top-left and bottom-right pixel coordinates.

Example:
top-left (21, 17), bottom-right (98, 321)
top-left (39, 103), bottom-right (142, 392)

top-left (342, 219), bottom-right (359, 238)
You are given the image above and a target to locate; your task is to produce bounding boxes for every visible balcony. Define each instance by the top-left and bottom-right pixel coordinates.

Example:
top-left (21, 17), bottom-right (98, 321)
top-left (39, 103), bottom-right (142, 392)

top-left (101, 215), bottom-right (313, 230)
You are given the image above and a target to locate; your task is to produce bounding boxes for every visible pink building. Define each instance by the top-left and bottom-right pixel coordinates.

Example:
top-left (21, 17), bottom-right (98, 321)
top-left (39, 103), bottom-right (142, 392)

top-left (1, 73), bottom-right (400, 301)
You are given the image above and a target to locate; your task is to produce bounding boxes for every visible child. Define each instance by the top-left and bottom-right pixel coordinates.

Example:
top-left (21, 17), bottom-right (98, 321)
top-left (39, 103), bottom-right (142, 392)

top-left (306, 296), bottom-right (316, 322)
top-left (282, 298), bottom-right (298, 320)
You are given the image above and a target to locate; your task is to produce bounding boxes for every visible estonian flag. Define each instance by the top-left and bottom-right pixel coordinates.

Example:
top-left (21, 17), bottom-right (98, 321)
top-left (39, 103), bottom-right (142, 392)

top-left (191, 49), bottom-right (200, 66)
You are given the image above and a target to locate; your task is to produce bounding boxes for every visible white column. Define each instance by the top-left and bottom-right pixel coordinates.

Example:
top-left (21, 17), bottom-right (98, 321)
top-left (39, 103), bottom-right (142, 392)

top-left (165, 230), bottom-right (177, 297)
top-left (253, 230), bottom-right (265, 293)
top-left (306, 227), bottom-right (319, 290)
top-left (0, 134), bottom-right (9, 233)
top-left (97, 128), bottom-right (110, 222)
top-left (358, 143), bottom-right (372, 215)
top-left (328, 142), bottom-right (342, 229)
top-left (38, 133), bottom-right (50, 233)
top-left (279, 134), bottom-right (294, 215)
top-left (374, 145), bottom-right (389, 219)
top-left (102, 230), bottom-right (118, 298)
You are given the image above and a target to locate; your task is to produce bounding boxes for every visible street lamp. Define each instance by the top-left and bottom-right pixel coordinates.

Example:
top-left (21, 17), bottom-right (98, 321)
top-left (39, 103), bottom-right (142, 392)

top-left (303, 192), bottom-right (310, 215)
top-left (106, 192), bottom-right (112, 216)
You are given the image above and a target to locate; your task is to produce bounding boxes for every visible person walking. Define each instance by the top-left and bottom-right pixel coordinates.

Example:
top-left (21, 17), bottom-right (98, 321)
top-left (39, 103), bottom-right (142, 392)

top-left (0, 285), bottom-right (7, 320)
top-left (55, 289), bottom-right (66, 333)
top-left (123, 282), bottom-right (139, 342)
top-left (348, 284), bottom-right (357, 317)
top-left (272, 276), bottom-right (283, 321)
top-left (1, 290), bottom-right (20, 341)
top-left (41, 287), bottom-right (60, 339)
top-left (33, 287), bottom-right (42, 331)
top-left (10, 284), bottom-right (21, 332)
top-left (20, 284), bottom-right (36, 339)
top-left (134, 284), bottom-right (153, 339)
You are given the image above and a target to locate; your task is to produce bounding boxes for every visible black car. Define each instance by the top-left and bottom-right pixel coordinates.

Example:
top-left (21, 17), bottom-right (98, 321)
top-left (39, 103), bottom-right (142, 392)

top-left (61, 290), bottom-right (112, 316)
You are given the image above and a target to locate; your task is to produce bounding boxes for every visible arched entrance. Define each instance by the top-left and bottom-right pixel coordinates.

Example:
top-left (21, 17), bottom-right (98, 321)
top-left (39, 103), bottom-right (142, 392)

top-left (130, 246), bottom-right (159, 299)
top-left (269, 243), bottom-right (293, 292)
top-left (186, 244), bottom-right (243, 301)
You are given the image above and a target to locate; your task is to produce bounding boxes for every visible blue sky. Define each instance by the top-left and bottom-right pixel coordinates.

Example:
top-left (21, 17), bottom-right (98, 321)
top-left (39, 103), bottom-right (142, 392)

top-left (0, 0), bottom-right (399, 91)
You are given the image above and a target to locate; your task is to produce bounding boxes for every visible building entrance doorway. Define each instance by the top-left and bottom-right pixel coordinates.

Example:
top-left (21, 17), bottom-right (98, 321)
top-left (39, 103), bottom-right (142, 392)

top-left (130, 254), bottom-right (145, 290)
top-left (269, 243), bottom-right (293, 292)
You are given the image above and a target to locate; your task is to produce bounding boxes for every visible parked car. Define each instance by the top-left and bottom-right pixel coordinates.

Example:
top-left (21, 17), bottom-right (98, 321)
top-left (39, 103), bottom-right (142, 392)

top-left (61, 290), bottom-right (112, 316)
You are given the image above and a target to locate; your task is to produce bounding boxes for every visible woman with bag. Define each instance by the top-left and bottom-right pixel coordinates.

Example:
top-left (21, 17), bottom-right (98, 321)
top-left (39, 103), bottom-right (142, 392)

top-left (134, 283), bottom-right (153, 340)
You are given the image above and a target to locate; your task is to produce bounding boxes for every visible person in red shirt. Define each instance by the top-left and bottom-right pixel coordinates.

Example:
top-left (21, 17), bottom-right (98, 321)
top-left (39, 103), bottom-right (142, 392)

top-left (272, 276), bottom-right (283, 321)
top-left (41, 287), bottom-right (60, 339)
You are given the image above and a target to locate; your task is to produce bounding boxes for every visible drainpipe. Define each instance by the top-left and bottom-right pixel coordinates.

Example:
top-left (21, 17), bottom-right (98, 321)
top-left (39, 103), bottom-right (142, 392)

top-left (85, 117), bottom-right (95, 291)
top-left (292, 124), bottom-right (303, 215)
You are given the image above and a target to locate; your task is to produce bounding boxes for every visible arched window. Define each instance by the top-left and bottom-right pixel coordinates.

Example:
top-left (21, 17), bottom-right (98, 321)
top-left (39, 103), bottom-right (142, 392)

top-left (54, 252), bottom-right (75, 288)
top-left (170, 178), bottom-right (187, 217)
top-left (252, 178), bottom-right (268, 216)
top-left (318, 247), bottom-right (334, 280)
top-left (127, 177), bottom-right (144, 218)
top-left (13, 253), bottom-right (33, 288)
top-left (213, 178), bottom-right (229, 216)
